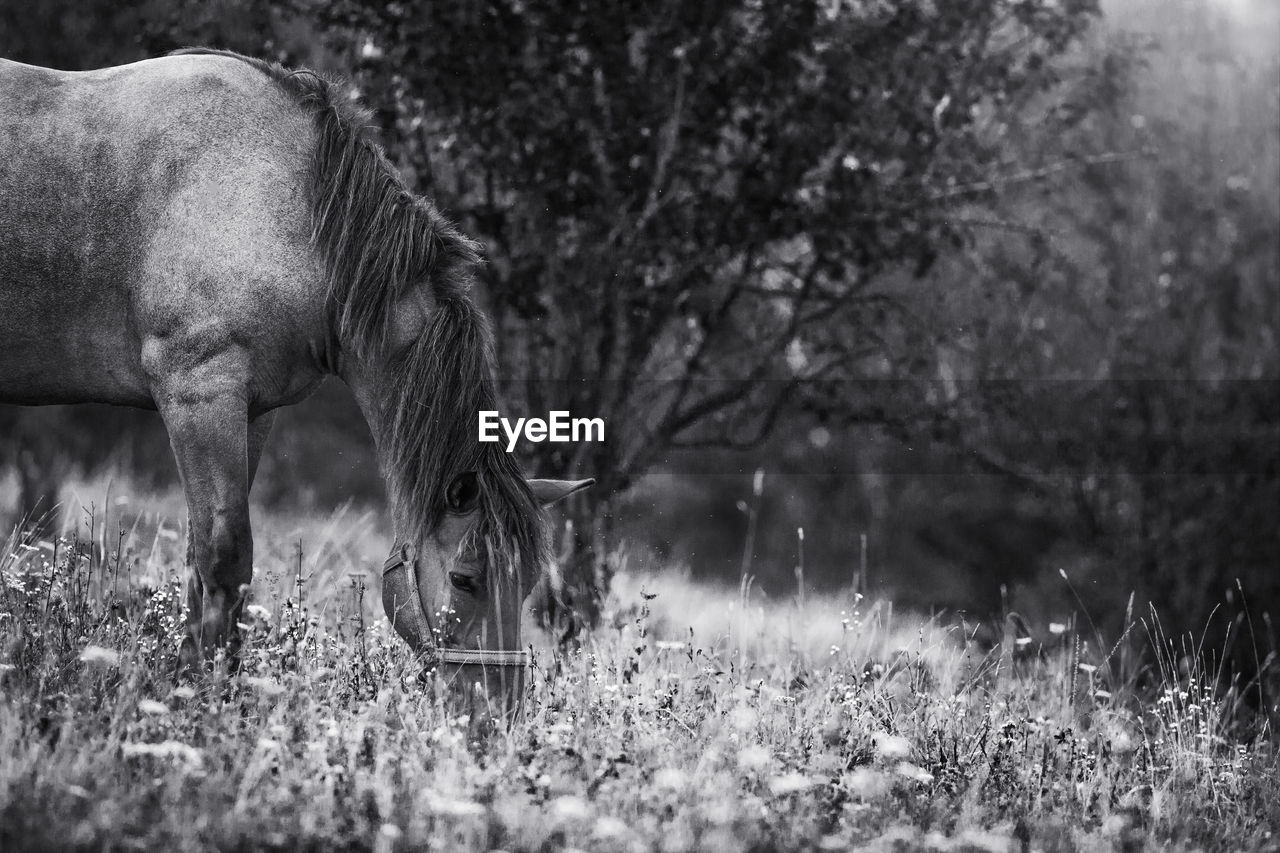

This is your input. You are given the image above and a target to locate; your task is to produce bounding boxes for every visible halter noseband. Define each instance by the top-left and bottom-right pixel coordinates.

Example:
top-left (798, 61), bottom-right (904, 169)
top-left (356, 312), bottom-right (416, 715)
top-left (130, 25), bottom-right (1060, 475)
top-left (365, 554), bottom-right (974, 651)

top-left (381, 542), bottom-right (532, 669)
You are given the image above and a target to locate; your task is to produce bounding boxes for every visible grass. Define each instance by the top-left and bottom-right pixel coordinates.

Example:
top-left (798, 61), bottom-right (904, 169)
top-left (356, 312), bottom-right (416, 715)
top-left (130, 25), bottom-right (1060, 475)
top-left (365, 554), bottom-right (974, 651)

top-left (0, 486), bottom-right (1276, 852)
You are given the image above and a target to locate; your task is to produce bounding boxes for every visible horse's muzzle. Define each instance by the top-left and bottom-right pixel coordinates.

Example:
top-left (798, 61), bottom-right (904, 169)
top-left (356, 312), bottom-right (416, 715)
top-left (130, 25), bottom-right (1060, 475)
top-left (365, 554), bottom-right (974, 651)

top-left (380, 543), bottom-right (532, 669)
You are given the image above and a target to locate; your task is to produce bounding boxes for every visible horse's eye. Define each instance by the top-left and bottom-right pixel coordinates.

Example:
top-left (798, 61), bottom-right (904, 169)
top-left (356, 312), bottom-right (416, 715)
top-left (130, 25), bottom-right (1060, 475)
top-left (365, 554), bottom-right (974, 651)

top-left (446, 471), bottom-right (480, 513)
top-left (448, 572), bottom-right (478, 595)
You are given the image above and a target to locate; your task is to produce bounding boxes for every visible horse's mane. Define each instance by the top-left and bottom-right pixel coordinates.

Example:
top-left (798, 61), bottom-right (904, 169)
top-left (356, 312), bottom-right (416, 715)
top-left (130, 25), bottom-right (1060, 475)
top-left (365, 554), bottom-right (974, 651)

top-left (170, 48), bottom-right (546, 578)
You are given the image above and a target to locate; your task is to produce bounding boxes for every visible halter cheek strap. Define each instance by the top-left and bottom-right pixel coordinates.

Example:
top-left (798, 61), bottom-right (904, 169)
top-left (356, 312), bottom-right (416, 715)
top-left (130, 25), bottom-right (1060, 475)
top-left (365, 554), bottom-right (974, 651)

top-left (381, 542), bottom-right (532, 669)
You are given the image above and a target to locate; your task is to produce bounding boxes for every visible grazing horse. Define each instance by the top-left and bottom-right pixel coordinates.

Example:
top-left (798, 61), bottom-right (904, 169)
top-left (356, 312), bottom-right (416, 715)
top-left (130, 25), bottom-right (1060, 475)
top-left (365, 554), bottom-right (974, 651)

top-left (0, 49), bottom-right (591, 707)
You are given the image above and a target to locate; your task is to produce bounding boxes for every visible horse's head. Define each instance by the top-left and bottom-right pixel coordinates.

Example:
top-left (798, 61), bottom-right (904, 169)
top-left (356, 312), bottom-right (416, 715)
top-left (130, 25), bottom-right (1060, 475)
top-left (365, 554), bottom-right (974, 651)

top-left (380, 471), bottom-right (592, 716)
top-left (344, 294), bottom-right (594, 715)
top-left (354, 293), bottom-right (594, 716)
top-left (285, 51), bottom-right (595, 716)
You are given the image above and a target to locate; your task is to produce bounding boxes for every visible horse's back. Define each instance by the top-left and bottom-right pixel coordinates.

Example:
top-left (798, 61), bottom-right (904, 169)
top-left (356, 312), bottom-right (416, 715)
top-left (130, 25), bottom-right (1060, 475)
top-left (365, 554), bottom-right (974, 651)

top-left (0, 55), bottom-right (321, 407)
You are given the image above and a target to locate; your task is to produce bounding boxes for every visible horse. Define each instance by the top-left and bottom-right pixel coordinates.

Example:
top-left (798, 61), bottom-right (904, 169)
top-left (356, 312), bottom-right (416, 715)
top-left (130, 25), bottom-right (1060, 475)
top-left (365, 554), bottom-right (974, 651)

top-left (0, 48), bottom-right (592, 710)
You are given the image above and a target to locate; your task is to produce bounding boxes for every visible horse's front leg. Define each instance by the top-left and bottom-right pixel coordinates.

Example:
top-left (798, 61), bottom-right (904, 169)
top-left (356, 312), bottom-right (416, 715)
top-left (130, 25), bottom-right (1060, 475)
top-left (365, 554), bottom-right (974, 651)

top-left (158, 387), bottom-right (256, 672)
top-left (175, 411), bottom-right (275, 673)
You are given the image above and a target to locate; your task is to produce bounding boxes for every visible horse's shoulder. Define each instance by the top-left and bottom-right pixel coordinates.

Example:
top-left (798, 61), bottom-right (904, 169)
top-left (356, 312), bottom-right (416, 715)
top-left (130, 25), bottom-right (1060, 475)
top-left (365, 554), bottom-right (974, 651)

top-left (1, 54), bottom-right (306, 136)
top-left (118, 54), bottom-right (302, 117)
top-left (0, 58), bottom-right (75, 119)
top-left (0, 57), bottom-right (63, 83)
top-left (0, 53), bottom-right (273, 94)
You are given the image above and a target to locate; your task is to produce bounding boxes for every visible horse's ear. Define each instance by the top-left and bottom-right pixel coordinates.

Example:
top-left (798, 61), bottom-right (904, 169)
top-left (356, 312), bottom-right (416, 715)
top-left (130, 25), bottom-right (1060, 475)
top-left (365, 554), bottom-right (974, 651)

top-left (528, 478), bottom-right (595, 508)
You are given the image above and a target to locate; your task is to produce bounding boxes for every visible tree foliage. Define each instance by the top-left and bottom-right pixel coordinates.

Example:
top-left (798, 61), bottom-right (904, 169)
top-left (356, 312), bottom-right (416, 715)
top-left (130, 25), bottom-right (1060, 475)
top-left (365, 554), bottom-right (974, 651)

top-left (310, 0), bottom-right (1102, 622)
top-left (918, 2), bottom-right (1279, 690)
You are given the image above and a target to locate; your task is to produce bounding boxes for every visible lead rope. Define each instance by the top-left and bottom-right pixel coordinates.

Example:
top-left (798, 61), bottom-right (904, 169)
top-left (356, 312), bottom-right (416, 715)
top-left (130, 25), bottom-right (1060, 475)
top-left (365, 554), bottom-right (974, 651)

top-left (382, 542), bottom-right (532, 669)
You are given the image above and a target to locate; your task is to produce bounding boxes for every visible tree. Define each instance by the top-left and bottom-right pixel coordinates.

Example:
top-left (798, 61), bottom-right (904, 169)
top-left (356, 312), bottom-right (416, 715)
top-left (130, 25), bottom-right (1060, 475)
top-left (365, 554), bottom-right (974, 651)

top-left (303, 0), bottom-right (1103, 628)
top-left (916, 0), bottom-right (1279, 710)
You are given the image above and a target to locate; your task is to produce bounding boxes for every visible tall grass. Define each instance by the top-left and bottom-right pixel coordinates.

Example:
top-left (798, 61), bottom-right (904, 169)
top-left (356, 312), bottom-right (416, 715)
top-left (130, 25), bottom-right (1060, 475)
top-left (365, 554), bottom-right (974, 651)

top-left (0, 488), bottom-right (1275, 852)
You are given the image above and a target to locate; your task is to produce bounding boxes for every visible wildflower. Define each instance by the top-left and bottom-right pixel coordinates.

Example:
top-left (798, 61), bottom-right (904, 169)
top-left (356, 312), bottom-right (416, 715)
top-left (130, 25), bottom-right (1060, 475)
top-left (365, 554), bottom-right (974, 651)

top-left (424, 793), bottom-right (485, 818)
top-left (122, 740), bottom-right (203, 769)
top-left (1015, 637), bottom-right (1032, 647)
top-left (843, 768), bottom-right (889, 799)
top-left (896, 762), bottom-right (934, 783)
top-left (655, 767), bottom-right (687, 790)
top-left (137, 699), bottom-right (170, 716)
top-left (955, 828), bottom-right (1015, 852)
top-left (244, 676), bottom-right (284, 696)
top-left (1226, 174), bottom-right (1251, 192)
top-left (872, 732), bottom-right (911, 759)
top-left (550, 795), bottom-right (590, 822)
top-left (1048, 623), bottom-right (1066, 635)
top-left (769, 772), bottom-right (812, 795)
top-left (79, 646), bottom-right (120, 666)
top-left (730, 706), bottom-right (758, 731)
top-left (738, 745), bottom-right (771, 770)
top-left (594, 817), bottom-right (629, 839)
top-left (655, 641), bottom-right (686, 652)
top-left (1078, 663), bottom-right (1097, 674)
top-left (171, 686), bottom-right (196, 701)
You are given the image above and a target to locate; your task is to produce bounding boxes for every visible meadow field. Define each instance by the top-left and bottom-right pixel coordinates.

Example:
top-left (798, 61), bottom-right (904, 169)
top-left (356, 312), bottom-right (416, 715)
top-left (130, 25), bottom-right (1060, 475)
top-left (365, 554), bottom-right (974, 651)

top-left (0, 482), bottom-right (1276, 853)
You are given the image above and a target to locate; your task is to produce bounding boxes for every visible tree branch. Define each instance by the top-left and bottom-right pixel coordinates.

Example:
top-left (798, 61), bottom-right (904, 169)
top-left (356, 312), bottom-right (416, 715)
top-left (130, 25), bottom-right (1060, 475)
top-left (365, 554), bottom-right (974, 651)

top-left (928, 149), bottom-right (1154, 203)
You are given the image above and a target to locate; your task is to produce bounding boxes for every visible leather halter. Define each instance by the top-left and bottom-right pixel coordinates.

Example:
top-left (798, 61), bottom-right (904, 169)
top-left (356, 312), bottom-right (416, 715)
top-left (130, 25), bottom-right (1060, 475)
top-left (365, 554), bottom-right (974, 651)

top-left (381, 542), bottom-right (532, 669)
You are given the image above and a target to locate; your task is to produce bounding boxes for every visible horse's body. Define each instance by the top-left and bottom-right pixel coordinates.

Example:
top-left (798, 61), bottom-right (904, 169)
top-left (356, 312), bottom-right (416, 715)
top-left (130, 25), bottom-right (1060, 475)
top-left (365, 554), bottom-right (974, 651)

top-left (0, 55), bottom-right (324, 411)
top-left (0, 51), bottom-right (589, 708)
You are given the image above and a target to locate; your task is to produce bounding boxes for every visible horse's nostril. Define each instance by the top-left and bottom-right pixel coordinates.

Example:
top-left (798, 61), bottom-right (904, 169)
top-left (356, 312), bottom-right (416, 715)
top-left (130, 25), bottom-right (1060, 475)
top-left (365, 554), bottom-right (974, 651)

top-left (448, 572), bottom-right (478, 595)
